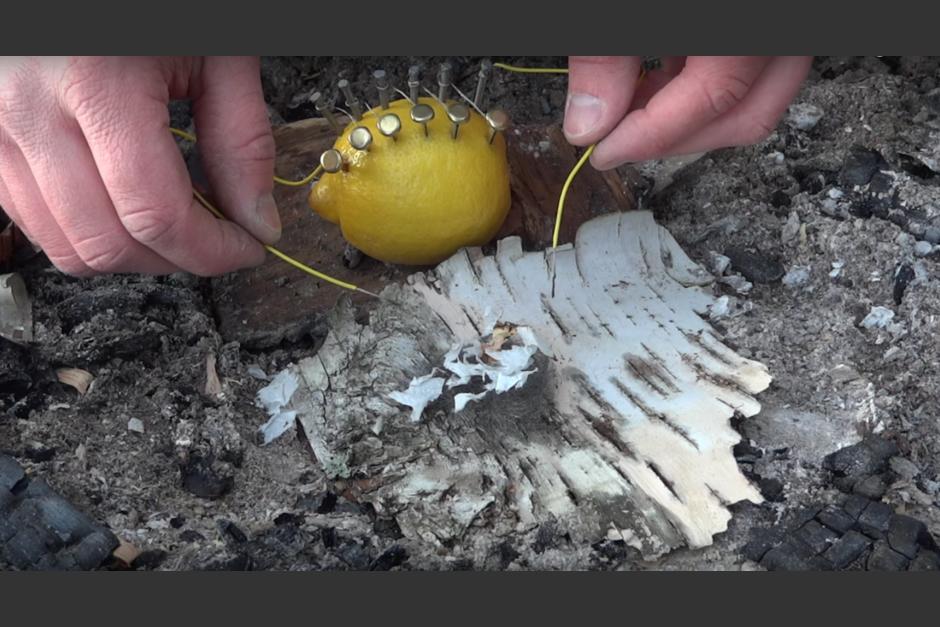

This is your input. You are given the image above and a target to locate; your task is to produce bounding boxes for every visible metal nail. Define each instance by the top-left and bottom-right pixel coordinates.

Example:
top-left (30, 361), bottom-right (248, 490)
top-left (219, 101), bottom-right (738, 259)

top-left (320, 149), bottom-right (346, 173)
top-left (410, 103), bottom-right (435, 137)
top-left (374, 69), bottom-right (391, 110)
top-left (408, 65), bottom-right (421, 104)
top-left (473, 59), bottom-right (492, 110)
top-left (485, 109), bottom-right (510, 145)
top-left (446, 103), bottom-right (470, 139)
top-left (311, 91), bottom-right (342, 134)
top-left (338, 79), bottom-right (363, 120)
top-left (349, 126), bottom-right (373, 152)
top-left (437, 62), bottom-right (453, 102)
top-left (377, 113), bottom-right (402, 141)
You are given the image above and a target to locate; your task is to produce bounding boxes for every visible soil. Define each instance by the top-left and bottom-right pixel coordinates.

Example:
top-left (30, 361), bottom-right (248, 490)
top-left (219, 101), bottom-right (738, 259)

top-left (3, 56), bottom-right (940, 570)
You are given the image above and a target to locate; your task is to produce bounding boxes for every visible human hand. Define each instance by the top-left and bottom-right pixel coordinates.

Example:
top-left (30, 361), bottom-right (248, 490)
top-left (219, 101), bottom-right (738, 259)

top-left (563, 56), bottom-right (814, 169)
top-left (0, 56), bottom-right (278, 277)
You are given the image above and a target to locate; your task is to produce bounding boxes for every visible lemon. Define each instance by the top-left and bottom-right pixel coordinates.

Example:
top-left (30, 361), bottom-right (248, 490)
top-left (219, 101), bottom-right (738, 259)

top-left (307, 97), bottom-right (511, 266)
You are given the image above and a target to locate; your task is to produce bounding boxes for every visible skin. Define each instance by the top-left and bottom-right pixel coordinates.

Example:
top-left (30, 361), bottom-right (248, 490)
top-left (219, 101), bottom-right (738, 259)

top-left (0, 56), bottom-right (277, 277)
top-left (0, 56), bottom-right (814, 277)
top-left (563, 56), bottom-right (815, 170)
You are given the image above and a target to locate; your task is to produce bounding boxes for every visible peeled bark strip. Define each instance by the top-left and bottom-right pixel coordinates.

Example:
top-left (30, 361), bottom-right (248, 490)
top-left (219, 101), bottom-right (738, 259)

top-left (287, 211), bottom-right (772, 558)
top-left (0, 272), bottom-right (32, 344)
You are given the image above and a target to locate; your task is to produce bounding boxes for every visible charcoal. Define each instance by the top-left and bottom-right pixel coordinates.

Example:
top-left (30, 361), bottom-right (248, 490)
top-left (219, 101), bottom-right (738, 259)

top-left (1, 455), bottom-right (118, 570)
top-left (909, 550), bottom-right (940, 571)
top-left (822, 530), bottom-right (871, 569)
top-left (816, 505), bottom-right (856, 534)
top-left (867, 540), bottom-right (909, 571)
top-left (853, 475), bottom-right (887, 500)
top-left (760, 539), bottom-right (829, 571)
top-left (857, 501), bottom-right (894, 539)
top-left (843, 494), bottom-right (872, 520)
top-left (369, 545), bottom-right (408, 571)
top-left (724, 247), bottom-right (785, 284)
top-left (793, 520), bottom-right (840, 555)
top-left (758, 477), bottom-right (785, 502)
top-left (0, 455), bottom-right (25, 491)
top-left (743, 528), bottom-right (784, 563)
top-left (839, 145), bottom-right (888, 187)
top-left (824, 437), bottom-right (897, 480)
top-left (887, 514), bottom-right (932, 559)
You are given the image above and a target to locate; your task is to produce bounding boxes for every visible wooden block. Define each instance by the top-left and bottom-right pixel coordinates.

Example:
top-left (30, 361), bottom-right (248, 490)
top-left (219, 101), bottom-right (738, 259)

top-left (210, 118), bottom-right (407, 348)
top-left (500, 124), bottom-right (636, 248)
top-left (211, 118), bottom-right (636, 347)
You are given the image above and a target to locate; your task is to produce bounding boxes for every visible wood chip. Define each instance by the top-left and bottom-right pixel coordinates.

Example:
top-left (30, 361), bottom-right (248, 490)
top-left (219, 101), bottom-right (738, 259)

top-left (204, 353), bottom-right (223, 397)
top-left (56, 367), bottom-right (94, 396)
top-left (112, 538), bottom-right (141, 566)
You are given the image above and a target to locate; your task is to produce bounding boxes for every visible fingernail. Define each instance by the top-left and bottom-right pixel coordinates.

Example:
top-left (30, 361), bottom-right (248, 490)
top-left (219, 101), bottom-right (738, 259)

top-left (564, 93), bottom-right (603, 139)
top-left (254, 193), bottom-right (282, 243)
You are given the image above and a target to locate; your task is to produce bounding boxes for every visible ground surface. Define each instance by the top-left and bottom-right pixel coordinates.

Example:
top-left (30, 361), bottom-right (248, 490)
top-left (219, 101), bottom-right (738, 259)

top-left (3, 56), bottom-right (940, 570)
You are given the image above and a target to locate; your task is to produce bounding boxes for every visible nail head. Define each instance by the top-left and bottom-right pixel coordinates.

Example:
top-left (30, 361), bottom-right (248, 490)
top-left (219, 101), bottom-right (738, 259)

top-left (411, 103), bottom-right (435, 125)
top-left (349, 126), bottom-right (373, 151)
top-left (377, 113), bottom-right (402, 138)
top-left (320, 149), bottom-right (345, 173)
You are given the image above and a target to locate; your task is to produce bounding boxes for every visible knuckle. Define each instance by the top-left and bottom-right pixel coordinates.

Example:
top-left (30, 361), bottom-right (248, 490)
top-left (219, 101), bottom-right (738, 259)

top-left (0, 58), bottom-right (39, 118)
top-left (635, 114), bottom-right (673, 158)
top-left (59, 57), bottom-right (151, 153)
top-left (702, 75), bottom-right (751, 117)
top-left (645, 133), bottom-right (672, 159)
top-left (0, 59), bottom-right (59, 148)
top-left (82, 248), bottom-right (124, 273)
top-left (73, 233), bottom-right (132, 273)
top-left (119, 202), bottom-right (179, 248)
top-left (231, 127), bottom-right (276, 164)
top-left (738, 118), bottom-right (777, 145)
top-left (206, 126), bottom-right (276, 168)
top-left (185, 229), bottom-right (240, 277)
top-left (59, 57), bottom-right (114, 118)
top-left (47, 249), bottom-right (92, 277)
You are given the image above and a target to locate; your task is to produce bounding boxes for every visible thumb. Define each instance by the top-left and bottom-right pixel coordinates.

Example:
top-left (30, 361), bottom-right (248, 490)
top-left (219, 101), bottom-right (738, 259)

top-left (564, 56), bottom-right (643, 146)
top-left (192, 56), bottom-right (280, 244)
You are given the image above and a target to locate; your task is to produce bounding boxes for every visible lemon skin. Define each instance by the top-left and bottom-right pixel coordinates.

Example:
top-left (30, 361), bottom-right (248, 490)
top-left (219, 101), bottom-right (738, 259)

top-left (308, 97), bottom-right (511, 266)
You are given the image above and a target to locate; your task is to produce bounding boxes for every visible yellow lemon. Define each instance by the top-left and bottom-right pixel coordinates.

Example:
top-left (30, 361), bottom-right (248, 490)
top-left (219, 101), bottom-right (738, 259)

top-left (307, 97), bottom-right (511, 266)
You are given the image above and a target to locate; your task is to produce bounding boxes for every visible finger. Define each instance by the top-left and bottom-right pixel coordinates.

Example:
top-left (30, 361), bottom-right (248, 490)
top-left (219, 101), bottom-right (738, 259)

top-left (64, 58), bottom-right (267, 276)
top-left (630, 57), bottom-right (686, 111)
top-left (0, 175), bottom-right (32, 242)
top-left (0, 135), bottom-right (91, 276)
top-left (564, 56), bottom-right (643, 145)
top-left (656, 56), bottom-right (814, 158)
top-left (591, 56), bottom-right (772, 169)
top-left (11, 118), bottom-right (179, 274)
top-left (192, 56), bottom-right (280, 244)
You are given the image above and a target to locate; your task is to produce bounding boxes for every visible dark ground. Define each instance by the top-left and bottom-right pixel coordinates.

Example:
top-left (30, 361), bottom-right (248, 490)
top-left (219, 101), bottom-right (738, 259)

top-left (2, 56), bottom-right (940, 570)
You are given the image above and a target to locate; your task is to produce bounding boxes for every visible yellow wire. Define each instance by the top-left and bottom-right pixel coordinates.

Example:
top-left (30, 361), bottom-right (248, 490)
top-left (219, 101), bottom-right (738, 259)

top-left (170, 127), bottom-right (322, 187)
top-left (495, 62), bottom-right (645, 250)
top-left (191, 188), bottom-right (364, 293)
top-left (169, 127), bottom-right (197, 142)
top-left (552, 144), bottom-right (596, 249)
top-left (494, 62), bottom-right (592, 250)
top-left (172, 126), bottom-right (366, 293)
top-left (493, 62), bottom-right (569, 75)
top-left (274, 167), bottom-right (323, 187)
